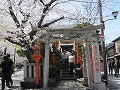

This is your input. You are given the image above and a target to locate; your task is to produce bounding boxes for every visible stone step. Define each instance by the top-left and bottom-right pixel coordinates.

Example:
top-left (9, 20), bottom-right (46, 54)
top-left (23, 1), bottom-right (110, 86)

top-left (61, 69), bottom-right (75, 80)
top-left (62, 72), bottom-right (71, 75)
top-left (62, 74), bottom-right (73, 77)
top-left (62, 70), bottom-right (71, 74)
top-left (61, 76), bottom-right (75, 80)
top-left (62, 69), bottom-right (70, 72)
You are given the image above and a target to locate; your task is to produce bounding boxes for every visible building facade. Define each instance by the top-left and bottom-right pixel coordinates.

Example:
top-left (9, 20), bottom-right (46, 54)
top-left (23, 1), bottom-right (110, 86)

top-left (106, 36), bottom-right (120, 61)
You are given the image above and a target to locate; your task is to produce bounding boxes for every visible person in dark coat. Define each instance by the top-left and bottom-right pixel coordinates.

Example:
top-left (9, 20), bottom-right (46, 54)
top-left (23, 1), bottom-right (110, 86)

top-left (0, 55), bottom-right (12, 90)
top-left (62, 50), bottom-right (69, 69)
top-left (114, 57), bottom-right (119, 77)
top-left (117, 59), bottom-right (120, 75)
top-left (7, 54), bottom-right (14, 86)
top-left (108, 59), bottom-right (114, 75)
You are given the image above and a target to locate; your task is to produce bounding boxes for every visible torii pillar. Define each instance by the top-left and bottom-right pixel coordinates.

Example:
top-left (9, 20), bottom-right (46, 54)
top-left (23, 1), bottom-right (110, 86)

top-left (43, 33), bottom-right (50, 88)
top-left (85, 42), bottom-right (92, 88)
top-left (76, 42), bottom-right (79, 66)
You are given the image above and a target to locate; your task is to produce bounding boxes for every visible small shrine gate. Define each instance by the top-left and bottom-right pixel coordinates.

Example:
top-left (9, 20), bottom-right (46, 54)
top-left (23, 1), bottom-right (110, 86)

top-left (29, 24), bottom-right (106, 90)
top-left (22, 24), bottom-right (106, 90)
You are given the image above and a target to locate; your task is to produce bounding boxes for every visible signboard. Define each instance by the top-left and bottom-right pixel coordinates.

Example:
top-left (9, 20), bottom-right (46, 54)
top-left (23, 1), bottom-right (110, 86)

top-left (92, 42), bottom-right (101, 83)
top-left (99, 34), bottom-right (104, 38)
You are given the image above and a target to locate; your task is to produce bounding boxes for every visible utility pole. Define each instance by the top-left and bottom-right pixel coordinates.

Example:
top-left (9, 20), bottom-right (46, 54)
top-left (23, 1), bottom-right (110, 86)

top-left (98, 0), bottom-right (108, 84)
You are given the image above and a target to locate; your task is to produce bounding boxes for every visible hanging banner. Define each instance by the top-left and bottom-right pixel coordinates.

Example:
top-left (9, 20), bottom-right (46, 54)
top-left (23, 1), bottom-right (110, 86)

top-left (92, 42), bottom-right (101, 83)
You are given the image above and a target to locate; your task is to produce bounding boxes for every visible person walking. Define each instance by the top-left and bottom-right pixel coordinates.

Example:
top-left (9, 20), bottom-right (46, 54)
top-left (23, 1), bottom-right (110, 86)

top-left (0, 55), bottom-right (11, 90)
top-left (117, 59), bottom-right (120, 75)
top-left (7, 54), bottom-right (14, 86)
top-left (62, 50), bottom-right (69, 69)
top-left (108, 59), bottom-right (114, 75)
top-left (69, 53), bottom-right (75, 75)
top-left (114, 57), bottom-right (119, 77)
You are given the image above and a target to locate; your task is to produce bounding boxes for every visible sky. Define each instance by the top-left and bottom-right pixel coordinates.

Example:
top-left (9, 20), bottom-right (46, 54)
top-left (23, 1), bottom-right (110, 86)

top-left (54, 0), bottom-right (120, 45)
top-left (103, 0), bottom-right (120, 45)
top-left (47, 0), bottom-right (120, 45)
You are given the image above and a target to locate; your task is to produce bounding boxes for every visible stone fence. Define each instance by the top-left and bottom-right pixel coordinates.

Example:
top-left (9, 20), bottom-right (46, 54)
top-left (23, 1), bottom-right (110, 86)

top-left (23, 60), bottom-right (42, 82)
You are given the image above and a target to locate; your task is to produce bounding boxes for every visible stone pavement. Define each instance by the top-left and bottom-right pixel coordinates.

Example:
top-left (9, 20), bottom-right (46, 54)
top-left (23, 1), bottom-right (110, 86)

top-left (107, 74), bottom-right (120, 90)
top-left (0, 69), bottom-right (87, 90)
top-left (0, 70), bottom-right (85, 90)
top-left (51, 80), bottom-right (86, 90)
top-left (2, 69), bottom-right (120, 90)
top-left (0, 70), bottom-right (24, 90)
top-left (40, 80), bottom-right (87, 90)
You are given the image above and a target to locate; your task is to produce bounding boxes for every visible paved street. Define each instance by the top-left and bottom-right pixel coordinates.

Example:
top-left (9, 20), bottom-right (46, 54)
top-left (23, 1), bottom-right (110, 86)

top-left (107, 74), bottom-right (120, 90)
top-left (1, 69), bottom-right (120, 90)
top-left (0, 70), bottom-right (24, 90)
top-left (0, 69), bottom-right (87, 90)
top-left (51, 80), bottom-right (86, 90)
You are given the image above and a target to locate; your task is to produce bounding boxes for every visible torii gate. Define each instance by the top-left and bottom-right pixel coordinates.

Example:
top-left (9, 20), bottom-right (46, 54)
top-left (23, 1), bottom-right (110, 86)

top-left (39, 24), bottom-right (106, 90)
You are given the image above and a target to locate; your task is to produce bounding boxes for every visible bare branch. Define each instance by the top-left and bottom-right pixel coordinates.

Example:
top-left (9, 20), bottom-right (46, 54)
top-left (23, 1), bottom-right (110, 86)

top-left (30, 16), bottom-right (64, 40)
top-left (8, 3), bottom-right (20, 28)
top-left (37, 14), bottom-right (46, 28)
top-left (29, 30), bottom-right (37, 40)
top-left (5, 37), bottom-right (25, 47)
top-left (38, 0), bottom-right (57, 28)
top-left (41, 16), bottom-right (64, 27)
top-left (40, 0), bottom-right (45, 5)
top-left (18, 0), bottom-right (23, 5)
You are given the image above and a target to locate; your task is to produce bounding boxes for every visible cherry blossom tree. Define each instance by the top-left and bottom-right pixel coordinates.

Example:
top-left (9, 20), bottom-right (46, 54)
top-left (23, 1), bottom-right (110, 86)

top-left (0, 0), bottom-right (100, 62)
top-left (1, 0), bottom-right (66, 62)
top-left (1, 0), bottom-right (116, 62)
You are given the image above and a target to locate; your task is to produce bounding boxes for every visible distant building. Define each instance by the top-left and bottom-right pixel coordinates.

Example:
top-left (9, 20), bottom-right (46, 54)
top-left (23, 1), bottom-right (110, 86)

top-left (113, 36), bottom-right (120, 58)
top-left (106, 36), bottom-right (120, 61)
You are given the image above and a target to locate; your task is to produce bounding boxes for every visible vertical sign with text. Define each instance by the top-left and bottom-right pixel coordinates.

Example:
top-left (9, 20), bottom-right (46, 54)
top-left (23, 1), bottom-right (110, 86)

top-left (92, 42), bottom-right (101, 83)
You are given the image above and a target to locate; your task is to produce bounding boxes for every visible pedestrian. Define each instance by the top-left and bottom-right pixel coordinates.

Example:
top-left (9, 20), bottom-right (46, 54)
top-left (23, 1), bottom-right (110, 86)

top-left (117, 59), bottom-right (120, 75)
top-left (0, 55), bottom-right (11, 90)
top-left (69, 53), bottom-right (75, 75)
top-left (62, 50), bottom-right (69, 69)
top-left (51, 53), bottom-right (57, 65)
top-left (108, 59), bottom-right (114, 75)
top-left (114, 57), bottom-right (119, 77)
top-left (7, 54), bottom-right (14, 86)
top-left (66, 51), bottom-right (71, 69)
